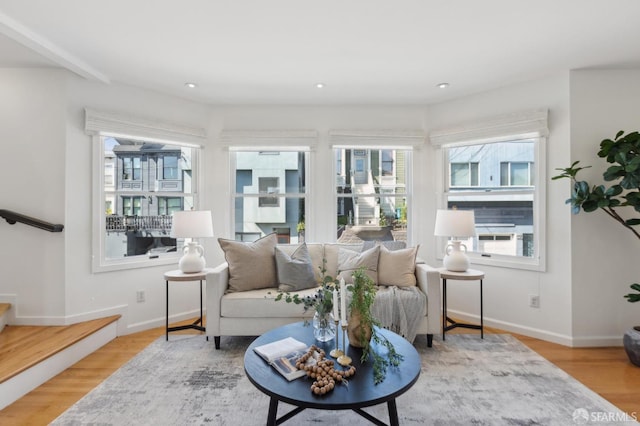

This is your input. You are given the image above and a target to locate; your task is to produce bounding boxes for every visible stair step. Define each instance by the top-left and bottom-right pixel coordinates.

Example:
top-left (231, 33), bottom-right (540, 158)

top-left (0, 315), bottom-right (120, 409)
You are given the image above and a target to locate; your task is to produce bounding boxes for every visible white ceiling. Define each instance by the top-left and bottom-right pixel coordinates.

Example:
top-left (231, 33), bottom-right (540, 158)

top-left (1, 0), bottom-right (640, 105)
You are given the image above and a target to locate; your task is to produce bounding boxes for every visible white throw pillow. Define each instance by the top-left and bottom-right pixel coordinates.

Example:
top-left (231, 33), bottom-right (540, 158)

top-left (377, 245), bottom-right (419, 287)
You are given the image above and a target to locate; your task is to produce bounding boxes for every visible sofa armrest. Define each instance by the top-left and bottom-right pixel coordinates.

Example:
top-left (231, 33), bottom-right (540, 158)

top-left (205, 262), bottom-right (229, 337)
top-left (416, 263), bottom-right (442, 335)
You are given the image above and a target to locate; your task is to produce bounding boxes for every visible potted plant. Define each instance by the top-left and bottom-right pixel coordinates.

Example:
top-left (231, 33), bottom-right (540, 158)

top-left (346, 268), bottom-right (403, 384)
top-left (553, 129), bottom-right (640, 366)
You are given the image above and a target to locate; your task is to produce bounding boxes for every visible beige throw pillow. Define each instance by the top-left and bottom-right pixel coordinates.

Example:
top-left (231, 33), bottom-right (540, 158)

top-left (337, 245), bottom-right (380, 284)
top-left (378, 245), bottom-right (419, 287)
top-left (218, 233), bottom-right (277, 293)
top-left (275, 243), bottom-right (317, 292)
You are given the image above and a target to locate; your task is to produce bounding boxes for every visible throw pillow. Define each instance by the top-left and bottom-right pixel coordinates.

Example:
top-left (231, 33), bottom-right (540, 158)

top-left (377, 244), bottom-right (419, 287)
top-left (275, 243), bottom-right (317, 292)
top-left (337, 245), bottom-right (380, 284)
top-left (218, 233), bottom-right (278, 293)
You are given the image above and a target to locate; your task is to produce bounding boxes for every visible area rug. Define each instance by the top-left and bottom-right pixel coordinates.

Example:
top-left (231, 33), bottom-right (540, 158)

top-left (52, 334), bottom-right (631, 425)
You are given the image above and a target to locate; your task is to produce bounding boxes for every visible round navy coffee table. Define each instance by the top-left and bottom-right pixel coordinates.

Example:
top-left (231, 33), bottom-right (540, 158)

top-left (244, 322), bottom-right (421, 426)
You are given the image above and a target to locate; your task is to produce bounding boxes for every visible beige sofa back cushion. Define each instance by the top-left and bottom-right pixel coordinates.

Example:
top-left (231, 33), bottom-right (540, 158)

top-left (218, 233), bottom-right (278, 293)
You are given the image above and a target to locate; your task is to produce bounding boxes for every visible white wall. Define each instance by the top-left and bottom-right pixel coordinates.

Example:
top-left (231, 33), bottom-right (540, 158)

top-left (1, 66), bottom-right (636, 345)
top-left (569, 69), bottom-right (640, 344)
top-left (425, 73), bottom-right (575, 344)
top-left (0, 69), bottom-right (67, 322)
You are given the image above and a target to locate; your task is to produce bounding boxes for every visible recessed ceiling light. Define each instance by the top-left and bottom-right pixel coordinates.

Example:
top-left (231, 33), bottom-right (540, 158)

top-left (316, 83), bottom-right (325, 89)
top-left (185, 82), bottom-right (198, 89)
top-left (436, 82), bottom-right (450, 89)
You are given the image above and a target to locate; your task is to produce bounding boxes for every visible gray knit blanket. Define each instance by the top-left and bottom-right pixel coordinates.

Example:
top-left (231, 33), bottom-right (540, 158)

top-left (371, 285), bottom-right (426, 343)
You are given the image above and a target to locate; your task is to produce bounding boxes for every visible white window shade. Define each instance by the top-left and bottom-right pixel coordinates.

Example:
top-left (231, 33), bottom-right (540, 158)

top-left (330, 129), bottom-right (425, 149)
top-left (85, 108), bottom-right (206, 145)
top-left (221, 129), bottom-right (318, 151)
top-left (429, 109), bottom-right (548, 147)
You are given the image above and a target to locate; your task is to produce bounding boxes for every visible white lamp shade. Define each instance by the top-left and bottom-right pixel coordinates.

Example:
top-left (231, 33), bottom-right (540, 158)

top-left (171, 210), bottom-right (214, 238)
top-left (434, 209), bottom-right (475, 237)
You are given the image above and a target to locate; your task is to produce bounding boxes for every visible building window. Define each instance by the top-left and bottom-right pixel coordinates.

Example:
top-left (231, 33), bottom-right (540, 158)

top-left (122, 156), bottom-right (141, 180)
top-left (232, 150), bottom-right (307, 243)
top-left (259, 177), bottom-right (280, 207)
top-left (450, 162), bottom-right (479, 187)
top-left (335, 147), bottom-right (410, 244)
top-left (500, 161), bottom-right (533, 186)
top-left (158, 197), bottom-right (183, 215)
top-left (163, 155), bottom-right (179, 180)
top-left (442, 138), bottom-right (543, 269)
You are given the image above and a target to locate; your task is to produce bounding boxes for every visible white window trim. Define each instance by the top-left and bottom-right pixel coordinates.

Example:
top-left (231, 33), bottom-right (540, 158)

top-left (86, 109), bottom-right (206, 273)
top-left (224, 130), bottom-right (314, 243)
top-left (432, 110), bottom-right (548, 272)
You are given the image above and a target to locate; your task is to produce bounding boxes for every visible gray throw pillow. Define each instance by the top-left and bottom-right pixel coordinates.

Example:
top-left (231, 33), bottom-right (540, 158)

top-left (275, 243), bottom-right (317, 292)
top-left (218, 233), bottom-right (278, 293)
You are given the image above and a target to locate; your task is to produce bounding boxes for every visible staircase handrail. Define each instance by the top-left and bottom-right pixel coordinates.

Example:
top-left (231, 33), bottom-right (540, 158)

top-left (0, 209), bottom-right (64, 232)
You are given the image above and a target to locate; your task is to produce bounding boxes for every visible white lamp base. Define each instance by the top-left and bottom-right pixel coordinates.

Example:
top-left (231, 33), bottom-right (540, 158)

top-left (443, 240), bottom-right (469, 272)
top-left (179, 242), bottom-right (206, 273)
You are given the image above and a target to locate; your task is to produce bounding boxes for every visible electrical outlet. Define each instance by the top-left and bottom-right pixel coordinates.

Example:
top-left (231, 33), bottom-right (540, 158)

top-left (136, 290), bottom-right (145, 303)
top-left (529, 294), bottom-right (540, 308)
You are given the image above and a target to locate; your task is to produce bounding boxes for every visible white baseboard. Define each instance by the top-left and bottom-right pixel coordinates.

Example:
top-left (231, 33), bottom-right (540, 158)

top-left (445, 309), bottom-right (623, 348)
top-left (0, 321), bottom-right (117, 410)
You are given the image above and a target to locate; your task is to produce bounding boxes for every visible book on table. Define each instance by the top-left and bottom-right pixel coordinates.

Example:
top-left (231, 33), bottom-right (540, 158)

top-left (253, 336), bottom-right (309, 381)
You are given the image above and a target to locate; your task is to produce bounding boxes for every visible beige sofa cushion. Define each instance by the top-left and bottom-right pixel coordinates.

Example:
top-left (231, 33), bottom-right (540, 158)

top-left (336, 245), bottom-right (380, 284)
top-left (218, 233), bottom-right (277, 293)
top-left (378, 245), bottom-right (419, 287)
top-left (221, 287), bottom-right (319, 318)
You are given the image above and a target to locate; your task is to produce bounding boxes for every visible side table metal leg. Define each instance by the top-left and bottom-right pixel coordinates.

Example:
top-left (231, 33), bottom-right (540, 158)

top-left (442, 278), bottom-right (447, 341)
top-left (165, 280), bottom-right (169, 341)
top-left (480, 279), bottom-right (484, 339)
top-left (199, 279), bottom-right (204, 331)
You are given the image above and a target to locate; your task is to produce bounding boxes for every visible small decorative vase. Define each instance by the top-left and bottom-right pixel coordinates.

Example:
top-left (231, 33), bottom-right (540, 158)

top-left (313, 311), bottom-right (336, 342)
top-left (623, 326), bottom-right (640, 367)
top-left (347, 310), bottom-right (372, 348)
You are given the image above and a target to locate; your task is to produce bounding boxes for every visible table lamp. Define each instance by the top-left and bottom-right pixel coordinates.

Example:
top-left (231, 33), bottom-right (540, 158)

top-left (434, 208), bottom-right (476, 272)
top-left (171, 210), bottom-right (214, 273)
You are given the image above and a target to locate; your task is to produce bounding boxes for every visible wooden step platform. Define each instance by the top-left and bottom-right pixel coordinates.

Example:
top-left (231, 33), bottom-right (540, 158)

top-left (0, 315), bottom-right (120, 384)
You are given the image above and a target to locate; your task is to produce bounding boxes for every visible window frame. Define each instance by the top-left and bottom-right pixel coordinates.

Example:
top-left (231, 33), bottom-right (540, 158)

top-left (230, 148), bottom-right (309, 243)
top-left (87, 108), bottom-right (206, 273)
top-left (438, 137), bottom-right (546, 271)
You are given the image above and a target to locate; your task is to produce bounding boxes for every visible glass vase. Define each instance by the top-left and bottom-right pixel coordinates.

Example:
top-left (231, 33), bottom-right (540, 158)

top-left (313, 311), bottom-right (336, 342)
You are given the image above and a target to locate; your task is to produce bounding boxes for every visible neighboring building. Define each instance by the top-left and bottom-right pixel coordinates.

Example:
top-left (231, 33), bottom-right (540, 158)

top-left (104, 138), bottom-right (193, 257)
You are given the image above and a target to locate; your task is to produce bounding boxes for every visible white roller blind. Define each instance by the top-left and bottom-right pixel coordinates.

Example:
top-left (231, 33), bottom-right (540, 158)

top-left (330, 129), bottom-right (425, 149)
top-left (221, 129), bottom-right (318, 151)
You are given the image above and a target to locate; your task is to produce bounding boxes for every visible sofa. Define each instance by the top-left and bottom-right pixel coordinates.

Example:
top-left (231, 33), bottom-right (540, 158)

top-left (205, 234), bottom-right (441, 349)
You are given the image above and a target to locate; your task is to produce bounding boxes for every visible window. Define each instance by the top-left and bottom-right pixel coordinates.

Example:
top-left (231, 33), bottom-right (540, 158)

top-left (87, 108), bottom-right (205, 272)
top-left (432, 109), bottom-right (547, 271)
top-left (163, 155), bottom-right (179, 180)
top-left (122, 156), bottom-right (141, 180)
top-left (335, 147), bottom-right (411, 244)
top-left (440, 138), bottom-right (544, 270)
top-left (450, 162), bottom-right (479, 187)
top-left (500, 161), bottom-right (533, 186)
top-left (259, 177), bottom-right (280, 207)
top-left (158, 197), bottom-right (183, 215)
top-left (232, 150), bottom-right (307, 243)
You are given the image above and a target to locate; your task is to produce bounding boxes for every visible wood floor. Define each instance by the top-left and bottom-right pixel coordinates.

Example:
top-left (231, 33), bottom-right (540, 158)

top-left (0, 320), bottom-right (638, 425)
